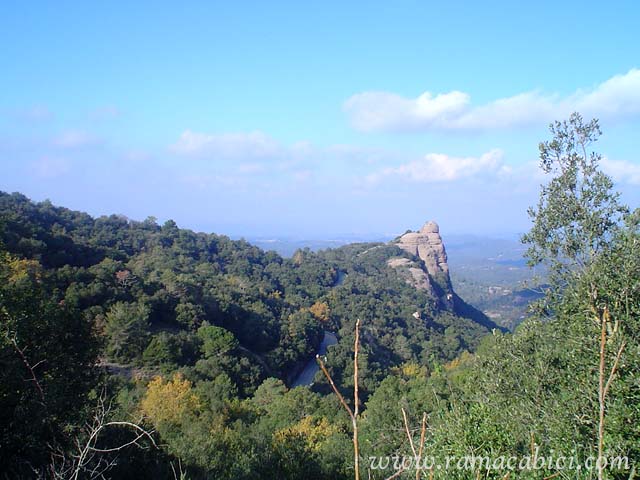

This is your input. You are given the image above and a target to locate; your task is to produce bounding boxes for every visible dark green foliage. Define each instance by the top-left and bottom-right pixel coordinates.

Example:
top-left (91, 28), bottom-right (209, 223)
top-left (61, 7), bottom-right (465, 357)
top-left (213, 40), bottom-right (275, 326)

top-left (0, 191), bottom-right (490, 390)
top-left (311, 243), bottom-right (498, 402)
top-left (197, 324), bottom-right (239, 357)
top-left (142, 332), bottom-right (186, 367)
top-left (0, 252), bottom-right (98, 477)
top-left (0, 190), bottom-right (507, 479)
top-left (0, 191), bottom-right (342, 383)
top-left (104, 301), bottom-right (150, 362)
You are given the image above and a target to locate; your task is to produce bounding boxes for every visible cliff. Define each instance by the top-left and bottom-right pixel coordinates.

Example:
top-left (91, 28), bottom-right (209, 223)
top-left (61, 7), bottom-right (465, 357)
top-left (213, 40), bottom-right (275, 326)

top-left (395, 221), bottom-right (451, 288)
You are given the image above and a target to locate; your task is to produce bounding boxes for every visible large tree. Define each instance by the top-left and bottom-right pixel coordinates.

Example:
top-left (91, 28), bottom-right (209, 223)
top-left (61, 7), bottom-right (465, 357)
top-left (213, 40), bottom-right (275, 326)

top-left (522, 113), bottom-right (635, 480)
top-left (522, 112), bottom-right (628, 293)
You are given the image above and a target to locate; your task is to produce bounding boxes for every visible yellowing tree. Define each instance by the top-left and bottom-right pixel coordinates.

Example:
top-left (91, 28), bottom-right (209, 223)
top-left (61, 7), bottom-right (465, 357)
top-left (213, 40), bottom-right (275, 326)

top-left (308, 301), bottom-right (330, 323)
top-left (2, 253), bottom-right (42, 285)
top-left (141, 373), bottom-right (200, 426)
top-left (399, 361), bottom-right (426, 378)
top-left (273, 416), bottom-right (338, 452)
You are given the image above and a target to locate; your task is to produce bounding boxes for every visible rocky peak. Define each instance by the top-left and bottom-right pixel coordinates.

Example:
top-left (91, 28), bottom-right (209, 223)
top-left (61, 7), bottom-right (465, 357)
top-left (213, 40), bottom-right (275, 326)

top-left (395, 221), bottom-right (451, 286)
top-left (420, 221), bottom-right (440, 234)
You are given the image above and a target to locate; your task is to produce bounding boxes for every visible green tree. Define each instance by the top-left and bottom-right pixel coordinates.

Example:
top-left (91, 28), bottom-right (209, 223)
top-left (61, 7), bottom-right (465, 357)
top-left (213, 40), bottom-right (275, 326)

top-left (520, 113), bottom-right (635, 480)
top-left (522, 112), bottom-right (628, 293)
top-left (197, 324), bottom-right (239, 357)
top-left (142, 332), bottom-right (182, 366)
top-left (0, 252), bottom-right (98, 477)
top-left (104, 301), bottom-right (150, 362)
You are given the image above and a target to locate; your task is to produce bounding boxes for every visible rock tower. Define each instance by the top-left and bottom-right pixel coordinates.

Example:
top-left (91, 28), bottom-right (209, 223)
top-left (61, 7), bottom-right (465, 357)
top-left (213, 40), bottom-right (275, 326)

top-left (396, 221), bottom-right (449, 280)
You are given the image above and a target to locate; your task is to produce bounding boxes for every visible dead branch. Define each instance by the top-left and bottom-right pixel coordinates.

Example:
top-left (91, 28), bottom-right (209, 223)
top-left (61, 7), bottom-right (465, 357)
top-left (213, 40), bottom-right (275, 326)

top-left (317, 318), bottom-right (362, 480)
top-left (401, 408), bottom-right (417, 458)
top-left (595, 305), bottom-right (625, 480)
top-left (416, 413), bottom-right (427, 480)
top-left (384, 467), bottom-right (407, 480)
top-left (8, 335), bottom-right (46, 405)
top-left (48, 389), bottom-right (156, 480)
top-left (317, 355), bottom-right (354, 420)
top-left (354, 318), bottom-right (361, 417)
top-left (386, 409), bottom-right (430, 480)
top-left (603, 340), bottom-right (626, 401)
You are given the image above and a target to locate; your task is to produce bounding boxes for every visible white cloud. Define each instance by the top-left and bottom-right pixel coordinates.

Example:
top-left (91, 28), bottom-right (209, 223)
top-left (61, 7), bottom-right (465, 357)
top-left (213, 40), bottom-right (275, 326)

top-left (366, 149), bottom-right (505, 184)
top-left (180, 173), bottom-right (249, 189)
top-left (169, 130), bottom-right (404, 170)
top-left (237, 162), bottom-right (266, 174)
top-left (125, 150), bottom-right (152, 162)
top-left (326, 144), bottom-right (400, 165)
top-left (601, 158), bottom-right (640, 185)
top-left (345, 69), bottom-right (640, 132)
top-left (291, 169), bottom-right (312, 183)
top-left (54, 130), bottom-right (101, 148)
top-left (171, 130), bottom-right (283, 158)
top-left (171, 131), bottom-right (321, 189)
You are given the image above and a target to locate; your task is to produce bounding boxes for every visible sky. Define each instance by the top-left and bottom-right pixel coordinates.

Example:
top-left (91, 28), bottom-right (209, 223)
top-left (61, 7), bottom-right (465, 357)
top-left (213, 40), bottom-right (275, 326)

top-left (1, 1), bottom-right (639, 238)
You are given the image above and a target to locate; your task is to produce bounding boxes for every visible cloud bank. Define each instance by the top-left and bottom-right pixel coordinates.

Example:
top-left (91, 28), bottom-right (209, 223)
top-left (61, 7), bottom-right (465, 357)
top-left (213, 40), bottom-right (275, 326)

top-left (366, 149), bottom-right (506, 184)
top-left (601, 158), bottom-right (640, 185)
top-left (171, 130), bottom-right (283, 159)
top-left (170, 129), bottom-right (640, 189)
top-left (54, 130), bottom-right (102, 149)
top-left (345, 69), bottom-right (640, 132)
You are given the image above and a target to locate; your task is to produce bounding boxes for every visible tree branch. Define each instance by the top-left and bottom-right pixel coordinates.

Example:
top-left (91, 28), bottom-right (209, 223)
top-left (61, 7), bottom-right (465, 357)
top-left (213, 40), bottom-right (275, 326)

top-left (9, 335), bottom-right (46, 405)
top-left (317, 318), bottom-right (362, 480)
top-left (317, 355), bottom-right (354, 421)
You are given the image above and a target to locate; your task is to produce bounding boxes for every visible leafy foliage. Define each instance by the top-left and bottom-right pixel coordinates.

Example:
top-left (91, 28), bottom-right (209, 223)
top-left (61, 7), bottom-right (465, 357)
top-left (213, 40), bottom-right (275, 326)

top-left (0, 252), bottom-right (98, 477)
top-left (0, 189), bottom-right (495, 478)
top-left (523, 113), bottom-right (628, 291)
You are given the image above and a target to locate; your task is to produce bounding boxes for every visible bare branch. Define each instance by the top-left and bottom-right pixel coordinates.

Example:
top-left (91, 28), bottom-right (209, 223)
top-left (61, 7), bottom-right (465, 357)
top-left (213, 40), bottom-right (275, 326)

top-left (317, 354), bottom-right (354, 421)
top-left (46, 389), bottom-right (157, 480)
top-left (317, 318), bottom-right (362, 480)
top-left (384, 467), bottom-right (407, 480)
top-left (401, 407), bottom-right (417, 458)
top-left (603, 340), bottom-right (626, 400)
top-left (594, 305), bottom-right (626, 480)
top-left (354, 318), bottom-right (361, 417)
top-left (8, 335), bottom-right (46, 405)
top-left (417, 413), bottom-right (427, 480)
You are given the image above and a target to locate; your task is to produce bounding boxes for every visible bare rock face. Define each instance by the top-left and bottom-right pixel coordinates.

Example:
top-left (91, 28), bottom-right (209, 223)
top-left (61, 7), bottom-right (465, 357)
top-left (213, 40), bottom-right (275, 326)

top-left (386, 257), bottom-right (435, 296)
top-left (386, 221), bottom-right (454, 311)
top-left (396, 221), bottom-right (450, 284)
top-left (420, 221), bottom-right (440, 234)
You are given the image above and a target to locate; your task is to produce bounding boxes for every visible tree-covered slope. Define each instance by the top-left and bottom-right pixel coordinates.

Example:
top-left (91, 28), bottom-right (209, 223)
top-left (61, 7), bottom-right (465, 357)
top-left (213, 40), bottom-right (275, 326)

top-left (0, 190), bottom-right (499, 478)
top-left (0, 192), bottom-right (495, 390)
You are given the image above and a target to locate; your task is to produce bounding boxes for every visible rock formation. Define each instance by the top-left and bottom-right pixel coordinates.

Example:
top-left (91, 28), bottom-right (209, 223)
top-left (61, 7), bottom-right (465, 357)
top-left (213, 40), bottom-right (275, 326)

top-left (395, 221), bottom-right (450, 285)
top-left (386, 257), bottom-right (435, 295)
top-left (385, 220), bottom-right (454, 311)
top-left (387, 221), bottom-right (497, 327)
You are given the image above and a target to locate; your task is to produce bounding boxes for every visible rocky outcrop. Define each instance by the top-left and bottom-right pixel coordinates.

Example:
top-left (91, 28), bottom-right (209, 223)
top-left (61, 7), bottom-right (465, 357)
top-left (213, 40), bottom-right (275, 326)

top-left (387, 221), bottom-right (499, 328)
top-left (386, 257), bottom-right (435, 296)
top-left (385, 221), bottom-right (454, 310)
top-left (395, 221), bottom-right (450, 286)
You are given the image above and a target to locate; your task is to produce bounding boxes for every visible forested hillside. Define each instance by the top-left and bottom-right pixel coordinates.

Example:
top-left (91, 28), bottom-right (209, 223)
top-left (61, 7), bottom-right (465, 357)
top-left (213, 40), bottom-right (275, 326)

top-left (0, 190), bottom-right (497, 478)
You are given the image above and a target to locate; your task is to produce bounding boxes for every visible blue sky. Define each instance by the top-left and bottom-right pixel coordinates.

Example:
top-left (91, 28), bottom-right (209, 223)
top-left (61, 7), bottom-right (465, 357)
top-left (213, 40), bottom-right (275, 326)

top-left (1, 1), bottom-right (639, 238)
